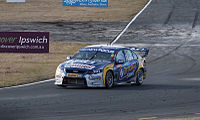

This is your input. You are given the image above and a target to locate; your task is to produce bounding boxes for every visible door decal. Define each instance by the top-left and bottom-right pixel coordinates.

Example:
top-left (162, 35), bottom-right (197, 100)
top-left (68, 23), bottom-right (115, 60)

top-left (119, 63), bottom-right (136, 80)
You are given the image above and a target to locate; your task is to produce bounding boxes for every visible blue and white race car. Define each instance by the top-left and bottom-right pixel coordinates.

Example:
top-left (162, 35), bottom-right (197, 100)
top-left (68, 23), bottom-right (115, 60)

top-left (55, 45), bottom-right (149, 88)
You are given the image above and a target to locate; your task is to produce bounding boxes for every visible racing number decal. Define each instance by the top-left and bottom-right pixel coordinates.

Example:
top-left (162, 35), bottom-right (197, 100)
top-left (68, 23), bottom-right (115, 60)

top-left (119, 63), bottom-right (136, 80)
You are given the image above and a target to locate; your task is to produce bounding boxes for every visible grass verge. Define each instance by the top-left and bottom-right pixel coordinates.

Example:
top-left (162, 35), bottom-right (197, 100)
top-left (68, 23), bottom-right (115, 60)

top-left (0, 0), bottom-right (148, 22)
top-left (0, 42), bottom-right (89, 88)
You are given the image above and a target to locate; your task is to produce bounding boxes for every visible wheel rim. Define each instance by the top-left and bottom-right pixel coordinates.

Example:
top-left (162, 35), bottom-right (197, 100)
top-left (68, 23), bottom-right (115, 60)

top-left (106, 72), bottom-right (113, 87)
top-left (138, 70), bottom-right (144, 84)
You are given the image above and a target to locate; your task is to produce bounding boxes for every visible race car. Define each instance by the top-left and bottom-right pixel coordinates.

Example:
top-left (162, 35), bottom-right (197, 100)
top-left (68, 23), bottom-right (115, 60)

top-left (55, 45), bottom-right (149, 88)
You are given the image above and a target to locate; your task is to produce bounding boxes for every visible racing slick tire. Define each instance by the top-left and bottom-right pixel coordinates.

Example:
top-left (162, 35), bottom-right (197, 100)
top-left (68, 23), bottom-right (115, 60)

top-left (105, 71), bottom-right (114, 88)
top-left (135, 69), bottom-right (144, 86)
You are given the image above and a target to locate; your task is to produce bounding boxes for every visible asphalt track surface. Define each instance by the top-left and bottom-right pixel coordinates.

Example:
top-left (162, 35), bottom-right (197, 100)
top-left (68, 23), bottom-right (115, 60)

top-left (1, 0), bottom-right (200, 120)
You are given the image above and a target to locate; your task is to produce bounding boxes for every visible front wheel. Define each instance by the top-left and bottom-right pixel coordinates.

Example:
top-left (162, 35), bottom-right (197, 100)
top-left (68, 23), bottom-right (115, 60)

top-left (105, 71), bottom-right (114, 88)
top-left (135, 69), bottom-right (144, 86)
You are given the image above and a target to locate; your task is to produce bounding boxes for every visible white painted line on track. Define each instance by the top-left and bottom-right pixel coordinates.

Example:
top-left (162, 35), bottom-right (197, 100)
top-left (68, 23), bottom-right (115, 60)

top-left (110, 0), bottom-right (153, 45)
top-left (116, 43), bottom-right (200, 47)
top-left (138, 117), bottom-right (158, 120)
top-left (0, 79), bottom-right (54, 90)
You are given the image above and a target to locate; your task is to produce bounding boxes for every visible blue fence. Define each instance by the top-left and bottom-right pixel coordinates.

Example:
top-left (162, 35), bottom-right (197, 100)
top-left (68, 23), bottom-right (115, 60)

top-left (63, 0), bottom-right (108, 7)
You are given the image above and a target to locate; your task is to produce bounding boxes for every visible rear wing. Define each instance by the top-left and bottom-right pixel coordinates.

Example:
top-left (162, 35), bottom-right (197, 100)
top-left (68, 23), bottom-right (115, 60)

top-left (131, 47), bottom-right (149, 58)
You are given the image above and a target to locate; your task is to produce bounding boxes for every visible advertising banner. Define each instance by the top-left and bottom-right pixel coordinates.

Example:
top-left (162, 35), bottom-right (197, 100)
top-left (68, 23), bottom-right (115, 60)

top-left (63, 0), bottom-right (108, 7)
top-left (0, 32), bottom-right (49, 53)
top-left (7, 0), bottom-right (26, 2)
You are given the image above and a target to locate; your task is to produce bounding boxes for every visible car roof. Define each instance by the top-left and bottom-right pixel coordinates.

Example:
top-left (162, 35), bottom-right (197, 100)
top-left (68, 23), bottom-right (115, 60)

top-left (82, 45), bottom-right (127, 51)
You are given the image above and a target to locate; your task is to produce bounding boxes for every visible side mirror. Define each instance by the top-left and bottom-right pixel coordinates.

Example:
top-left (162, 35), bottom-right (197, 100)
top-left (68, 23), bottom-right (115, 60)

top-left (141, 50), bottom-right (149, 57)
top-left (141, 53), bottom-right (147, 58)
top-left (66, 56), bottom-right (72, 60)
top-left (116, 59), bottom-right (125, 64)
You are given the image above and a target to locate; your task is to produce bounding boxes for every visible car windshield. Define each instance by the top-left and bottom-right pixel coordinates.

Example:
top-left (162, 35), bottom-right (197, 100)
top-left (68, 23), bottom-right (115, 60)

top-left (73, 51), bottom-right (112, 61)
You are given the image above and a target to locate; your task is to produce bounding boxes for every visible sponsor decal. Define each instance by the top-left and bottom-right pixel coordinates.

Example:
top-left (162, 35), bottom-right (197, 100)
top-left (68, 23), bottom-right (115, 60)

top-left (63, 0), bottom-right (108, 7)
top-left (119, 64), bottom-right (136, 80)
top-left (70, 64), bottom-right (95, 69)
top-left (81, 48), bottom-right (114, 53)
top-left (73, 60), bottom-right (96, 64)
top-left (0, 32), bottom-right (49, 53)
top-left (89, 75), bottom-right (101, 80)
top-left (111, 54), bottom-right (115, 59)
top-left (67, 73), bottom-right (79, 78)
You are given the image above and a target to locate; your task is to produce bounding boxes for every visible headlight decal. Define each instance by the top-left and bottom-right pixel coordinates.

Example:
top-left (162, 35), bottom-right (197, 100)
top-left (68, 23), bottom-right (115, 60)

top-left (88, 75), bottom-right (102, 80)
top-left (55, 65), bottom-right (65, 79)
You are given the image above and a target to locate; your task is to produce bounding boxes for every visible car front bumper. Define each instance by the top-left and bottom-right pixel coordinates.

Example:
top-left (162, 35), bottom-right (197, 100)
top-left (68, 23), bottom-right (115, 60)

top-left (55, 73), bottom-right (105, 87)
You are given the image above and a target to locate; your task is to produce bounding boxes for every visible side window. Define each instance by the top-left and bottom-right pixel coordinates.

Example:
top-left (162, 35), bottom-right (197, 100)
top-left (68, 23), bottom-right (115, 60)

top-left (116, 50), bottom-right (125, 62)
top-left (124, 50), bottom-right (134, 62)
top-left (132, 51), bottom-right (138, 59)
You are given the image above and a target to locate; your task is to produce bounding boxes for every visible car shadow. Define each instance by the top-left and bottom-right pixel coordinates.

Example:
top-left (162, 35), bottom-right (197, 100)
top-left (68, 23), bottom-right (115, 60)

top-left (56, 84), bottom-right (198, 91)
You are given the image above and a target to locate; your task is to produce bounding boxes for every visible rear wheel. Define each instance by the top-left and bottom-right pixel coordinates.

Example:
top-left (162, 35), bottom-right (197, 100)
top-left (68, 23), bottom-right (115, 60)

top-left (105, 71), bottom-right (114, 88)
top-left (135, 69), bottom-right (144, 86)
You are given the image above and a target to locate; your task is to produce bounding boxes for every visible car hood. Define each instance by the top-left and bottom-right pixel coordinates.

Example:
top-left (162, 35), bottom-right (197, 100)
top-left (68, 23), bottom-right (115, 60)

top-left (60, 59), bottom-right (112, 70)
